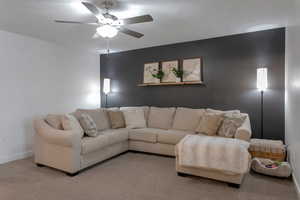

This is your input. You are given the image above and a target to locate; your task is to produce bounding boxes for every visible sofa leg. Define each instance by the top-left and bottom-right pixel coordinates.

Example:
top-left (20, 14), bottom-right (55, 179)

top-left (228, 183), bottom-right (240, 188)
top-left (177, 172), bottom-right (188, 177)
top-left (36, 163), bottom-right (44, 167)
top-left (66, 172), bottom-right (79, 177)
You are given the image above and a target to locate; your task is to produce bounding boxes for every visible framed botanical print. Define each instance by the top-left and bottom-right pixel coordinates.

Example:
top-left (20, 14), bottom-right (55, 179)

top-left (161, 60), bottom-right (181, 83)
top-left (144, 62), bottom-right (160, 83)
top-left (182, 57), bottom-right (202, 82)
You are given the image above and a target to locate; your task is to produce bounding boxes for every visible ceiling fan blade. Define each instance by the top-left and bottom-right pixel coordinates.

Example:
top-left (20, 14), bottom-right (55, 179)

top-left (55, 20), bottom-right (98, 26)
top-left (122, 15), bottom-right (153, 25)
top-left (82, 1), bottom-right (100, 16)
top-left (118, 27), bottom-right (144, 38)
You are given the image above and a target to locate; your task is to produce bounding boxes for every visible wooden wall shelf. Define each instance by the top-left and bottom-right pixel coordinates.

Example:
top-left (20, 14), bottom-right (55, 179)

top-left (138, 81), bottom-right (204, 87)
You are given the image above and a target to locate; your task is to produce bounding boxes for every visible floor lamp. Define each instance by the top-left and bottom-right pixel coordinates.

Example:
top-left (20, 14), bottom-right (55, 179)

top-left (103, 78), bottom-right (111, 108)
top-left (257, 68), bottom-right (268, 139)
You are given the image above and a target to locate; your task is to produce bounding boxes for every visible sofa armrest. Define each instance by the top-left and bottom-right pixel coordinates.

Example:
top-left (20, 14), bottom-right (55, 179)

top-left (234, 114), bottom-right (252, 142)
top-left (33, 119), bottom-right (81, 147)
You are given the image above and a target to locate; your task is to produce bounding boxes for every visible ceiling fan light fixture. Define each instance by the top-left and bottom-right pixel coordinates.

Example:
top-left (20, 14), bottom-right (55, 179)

top-left (97, 25), bottom-right (118, 38)
top-left (98, 17), bottom-right (114, 25)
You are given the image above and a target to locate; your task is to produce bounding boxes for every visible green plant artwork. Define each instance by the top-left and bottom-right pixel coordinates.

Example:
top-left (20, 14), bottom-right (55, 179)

top-left (172, 67), bottom-right (183, 78)
top-left (151, 69), bottom-right (164, 80)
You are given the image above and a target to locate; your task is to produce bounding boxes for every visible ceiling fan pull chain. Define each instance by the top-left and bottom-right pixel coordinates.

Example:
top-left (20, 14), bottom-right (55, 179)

top-left (106, 38), bottom-right (110, 55)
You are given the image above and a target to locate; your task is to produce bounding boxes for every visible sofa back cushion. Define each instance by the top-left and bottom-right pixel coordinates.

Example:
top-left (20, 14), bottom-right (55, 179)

top-left (45, 114), bottom-right (63, 130)
top-left (108, 110), bottom-right (125, 129)
top-left (196, 113), bottom-right (225, 136)
top-left (106, 107), bottom-right (120, 111)
top-left (120, 106), bottom-right (149, 120)
top-left (148, 107), bottom-right (176, 130)
top-left (122, 109), bottom-right (146, 129)
top-left (74, 109), bottom-right (110, 131)
top-left (172, 107), bottom-right (205, 131)
top-left (206, 108), bottom-right (240, 115)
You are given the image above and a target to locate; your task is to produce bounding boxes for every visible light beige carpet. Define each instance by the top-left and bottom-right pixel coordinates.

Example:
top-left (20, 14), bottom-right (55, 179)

top-left (0, 152), bottom-right (298, 200)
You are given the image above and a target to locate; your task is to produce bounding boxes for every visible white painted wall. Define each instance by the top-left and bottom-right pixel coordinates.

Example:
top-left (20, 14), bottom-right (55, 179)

top-left (0, 30), bottom-right (100, 164)
top-left (285, 0), bottom-right (300, 193)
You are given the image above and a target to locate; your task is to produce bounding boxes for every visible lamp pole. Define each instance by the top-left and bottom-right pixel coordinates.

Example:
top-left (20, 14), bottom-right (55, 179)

top-left (105, 93), bottom-right (108, 108)
top-left (260, 90), bottom-right (264, 139)
top-left (103, 78), bottom-right (111, 108)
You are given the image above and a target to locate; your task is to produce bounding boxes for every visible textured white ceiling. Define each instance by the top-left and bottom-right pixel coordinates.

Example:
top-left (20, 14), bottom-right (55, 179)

top-left (0, 0), bottom-right (293, 53)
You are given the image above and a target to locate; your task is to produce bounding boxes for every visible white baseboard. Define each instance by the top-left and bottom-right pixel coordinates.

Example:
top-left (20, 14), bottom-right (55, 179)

top-left (0, 151), bottom-right (33, 164)
top-left (293, 173), bottom-right (300, 199)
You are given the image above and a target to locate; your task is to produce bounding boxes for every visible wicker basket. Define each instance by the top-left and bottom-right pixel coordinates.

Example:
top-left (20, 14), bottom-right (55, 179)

top-left (249, 139), bottom-right (286, 161)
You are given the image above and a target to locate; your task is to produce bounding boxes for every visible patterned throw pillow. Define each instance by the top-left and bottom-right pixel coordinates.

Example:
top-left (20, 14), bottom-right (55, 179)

top-left (62, 114), bottom-right (84, 138)
top-left (218, 114), bottom-right (246, 138)
top-left (196, 113), bottom-right (225, 136)
top-left (79, 113), bottom-right (99, 137)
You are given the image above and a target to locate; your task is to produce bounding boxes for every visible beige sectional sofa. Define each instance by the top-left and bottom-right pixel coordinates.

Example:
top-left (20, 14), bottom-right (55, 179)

top-left (34, 106), bottom-right (252, 181)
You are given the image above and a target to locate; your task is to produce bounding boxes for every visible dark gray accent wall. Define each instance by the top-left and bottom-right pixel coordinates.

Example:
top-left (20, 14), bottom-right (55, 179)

top-left (100, 28), bottom-right (285, 140)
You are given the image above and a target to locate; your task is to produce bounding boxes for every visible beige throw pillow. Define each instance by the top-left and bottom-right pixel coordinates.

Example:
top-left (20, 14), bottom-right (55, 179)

top-left (62, 114), bottom-right (84, 138)
top-left (74, 109), bottom-right (110, 131)
top-left (79, 114), bottom-right (99, 137)
top-left (218, 114), bottom-right (246, 138)
top-left (45, 114), bottom-right (63, 130)
top-left (148, 107), bottom-right (176, 130)
top-left (196, 113), bottom-right (224, 136)
top-left (108, 111), bottom-right (125, 129)
top-left (172, 107), bottom-right (205, 131)
top-left (122, 109), bottom-right (146, 129)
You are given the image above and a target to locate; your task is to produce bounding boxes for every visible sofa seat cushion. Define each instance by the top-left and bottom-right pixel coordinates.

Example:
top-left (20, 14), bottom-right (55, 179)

top-left (129, 128), bottom-right (169, 143)
top-left (81, 128), bottom-right (129, 154)
top-left (157, 129), bottom-right (195, 145)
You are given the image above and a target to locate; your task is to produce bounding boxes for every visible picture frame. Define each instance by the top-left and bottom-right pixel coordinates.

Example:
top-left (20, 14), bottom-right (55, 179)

top-left (161, 60), bottom-right (181, 83)
top-left (182, 57), bottom-right (202, 82)
top-left (143, 62), bottom-right (160, 83)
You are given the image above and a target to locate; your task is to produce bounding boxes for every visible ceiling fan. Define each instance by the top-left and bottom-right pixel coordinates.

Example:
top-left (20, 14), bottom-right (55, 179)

top-left (55, 0), bottom-right (153, 39)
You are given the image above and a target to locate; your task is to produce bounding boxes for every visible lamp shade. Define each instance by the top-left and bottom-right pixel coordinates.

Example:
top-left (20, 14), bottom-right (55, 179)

top-left (103, 78), bottom-right (111, 94)
top-left (257, 68), bottom-right (268, 91)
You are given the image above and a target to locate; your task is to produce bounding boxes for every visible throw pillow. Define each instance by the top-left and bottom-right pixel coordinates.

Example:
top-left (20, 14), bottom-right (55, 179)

top-left (148, 107), bottom-right (176, 130)
top-left (62, 114), bottom-right (84, 138)
top-left (108, 111), bottom-right (125, 129)
top-left (74, 109), bottom-right (110, 131)
top-left (122, 109), bottom-right (146, 129)
top-left (218, 114), bottom-right (247, 138)
top-left (196, 113), bottom-right (225, 136)
top-left (79, 113), bottom-right (99, 137)
top-left (45, 114), bottom-right (63, 130)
